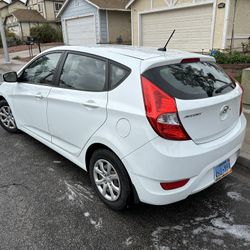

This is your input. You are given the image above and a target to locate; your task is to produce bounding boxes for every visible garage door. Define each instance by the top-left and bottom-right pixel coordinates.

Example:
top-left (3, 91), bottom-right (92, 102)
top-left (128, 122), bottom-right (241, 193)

top-left (141, 4), bottom-right (213, 52)
top-left (65, 15), bottom-right (96, 45)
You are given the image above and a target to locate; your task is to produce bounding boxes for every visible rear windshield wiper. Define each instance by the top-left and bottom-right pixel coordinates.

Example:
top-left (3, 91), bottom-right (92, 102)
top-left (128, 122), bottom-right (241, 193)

top-left (215, 82), bottom-right (235, 94)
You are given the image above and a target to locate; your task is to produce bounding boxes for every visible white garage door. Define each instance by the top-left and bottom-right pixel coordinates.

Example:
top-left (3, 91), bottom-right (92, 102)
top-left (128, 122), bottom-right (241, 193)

top-left (65, 15), bottom-right (96, 45)
top-left (141, 4), bottom-right (213, 52)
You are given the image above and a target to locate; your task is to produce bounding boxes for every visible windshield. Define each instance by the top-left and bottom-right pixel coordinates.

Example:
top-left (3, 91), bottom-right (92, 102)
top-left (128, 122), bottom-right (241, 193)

top-left (143, 62), bottom-right (236, 100)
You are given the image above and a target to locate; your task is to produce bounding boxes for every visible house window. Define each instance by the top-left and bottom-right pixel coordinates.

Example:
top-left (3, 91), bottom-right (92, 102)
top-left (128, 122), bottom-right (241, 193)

top-left (54, 2), bottom-right (63, 12)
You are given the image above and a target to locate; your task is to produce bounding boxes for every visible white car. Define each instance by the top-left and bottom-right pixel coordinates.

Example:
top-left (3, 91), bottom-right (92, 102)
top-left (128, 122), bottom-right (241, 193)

top-left (0, 46), bottom-right (246, 210)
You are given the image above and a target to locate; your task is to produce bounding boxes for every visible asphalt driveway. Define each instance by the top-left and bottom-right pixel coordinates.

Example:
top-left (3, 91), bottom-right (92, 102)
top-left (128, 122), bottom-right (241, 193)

top-left (0, 128), bottom-right (250, 250)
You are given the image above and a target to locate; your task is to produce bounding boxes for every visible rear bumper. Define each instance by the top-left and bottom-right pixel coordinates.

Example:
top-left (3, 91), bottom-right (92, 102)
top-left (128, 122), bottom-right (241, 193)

top-left (122, 114), bottom-right (247, 205)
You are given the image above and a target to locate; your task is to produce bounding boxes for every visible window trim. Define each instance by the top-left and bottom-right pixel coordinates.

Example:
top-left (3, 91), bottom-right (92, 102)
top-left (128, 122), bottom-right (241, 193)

top-left (18, 51), bottom-right (64, 87)
top-left (55, 51), bottom-right (109, 92)
top-left (108, 60), bottom-right (131, 90)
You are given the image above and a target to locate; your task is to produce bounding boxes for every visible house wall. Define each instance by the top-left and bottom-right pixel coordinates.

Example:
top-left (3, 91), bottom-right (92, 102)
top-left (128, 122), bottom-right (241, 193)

top-left (45, 0), bottom-right (56, 20)
top-left (130, 0), bottom-right (150, 46)
top-left (99, 10), bottom-right (108, 43)
top-left (107, 10), bottom-right (131, 44)
top-left (27, 0), bottom-right (45, 19)
top-left (20, 22), bottom-right (39, 38)
top-left (226, 0), bottom-right (250, 50)
top-left (0, 1), bottom-right (27, 18)
top-left (7, 24), bottom-right (21, 37)
top-left (213, 0), bottom-right (226, 49)
top-left (27, 0), bottom-right (64, 21)
top-left (61, 0), bottom-right (104, 44)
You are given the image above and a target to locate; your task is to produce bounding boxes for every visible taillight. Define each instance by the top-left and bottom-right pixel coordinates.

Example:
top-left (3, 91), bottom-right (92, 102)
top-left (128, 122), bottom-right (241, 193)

top-left (141, 76), bottom-right (190, 140)
top-left (160, 179), bottom-right (189, 190)
top-left (239, 84), bottom-right (244, 115)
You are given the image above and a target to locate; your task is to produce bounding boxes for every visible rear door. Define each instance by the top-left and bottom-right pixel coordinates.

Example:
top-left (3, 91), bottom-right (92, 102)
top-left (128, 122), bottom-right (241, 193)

top-left (143, 61), bottom-right (242, 144)
top-left (47, 52), bottom-right (108, 156)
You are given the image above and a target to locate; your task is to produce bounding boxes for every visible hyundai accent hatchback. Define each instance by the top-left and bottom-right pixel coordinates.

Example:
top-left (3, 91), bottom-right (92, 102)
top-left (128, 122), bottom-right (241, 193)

top-left (0, 46), bottom-right (246, 210)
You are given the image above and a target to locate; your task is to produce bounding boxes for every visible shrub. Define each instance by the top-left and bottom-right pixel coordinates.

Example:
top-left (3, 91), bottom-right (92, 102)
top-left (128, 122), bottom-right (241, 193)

top-left (30, 23), bottom-right (63, 43)
top-left (0, 30), bottom-right (22, 48)
top-left (212, 51), bottom-right (250, 64)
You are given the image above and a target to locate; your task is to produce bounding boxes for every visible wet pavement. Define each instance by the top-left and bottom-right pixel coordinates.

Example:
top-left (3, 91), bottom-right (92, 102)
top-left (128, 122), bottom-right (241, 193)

top-left (0, 128), bottom-right (250, 250)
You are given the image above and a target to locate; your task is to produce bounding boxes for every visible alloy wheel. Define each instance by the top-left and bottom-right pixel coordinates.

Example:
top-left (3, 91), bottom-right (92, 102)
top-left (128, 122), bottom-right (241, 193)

top-left (93, 159), bottom-right (121, 201)
top-left (0, 105), bottom-right (16, 129)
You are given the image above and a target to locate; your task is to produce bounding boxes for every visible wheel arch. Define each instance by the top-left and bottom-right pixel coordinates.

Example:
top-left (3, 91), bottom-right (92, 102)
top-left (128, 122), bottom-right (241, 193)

top-left (85, 142), bottom-right (140, 204)
top-left (0, 96), bottom-right (7, 102)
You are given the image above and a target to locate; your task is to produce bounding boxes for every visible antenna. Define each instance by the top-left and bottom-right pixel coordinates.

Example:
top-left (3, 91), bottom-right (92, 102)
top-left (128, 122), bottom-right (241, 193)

top-left (158, 29), bottom-right (176, 52)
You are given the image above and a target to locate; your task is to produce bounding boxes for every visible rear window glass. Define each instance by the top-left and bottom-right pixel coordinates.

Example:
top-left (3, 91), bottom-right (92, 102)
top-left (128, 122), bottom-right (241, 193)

top-left (143, 62), bottom-right (236, 100)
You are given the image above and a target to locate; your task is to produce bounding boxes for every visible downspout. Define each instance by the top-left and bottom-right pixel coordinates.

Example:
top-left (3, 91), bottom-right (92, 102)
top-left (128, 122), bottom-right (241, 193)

top-left (222, 0), bottom-right (230, 50)
top-left (229, 0), bottom-right (238, 52)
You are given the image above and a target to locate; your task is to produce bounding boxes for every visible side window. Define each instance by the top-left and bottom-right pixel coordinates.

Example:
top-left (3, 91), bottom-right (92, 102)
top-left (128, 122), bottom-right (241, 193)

top-left (59, 53), bottom-right (106, 91)
top-left (110, 63), bottom-right (130, 89)
top-left (21, 53), bottom-right (62, 85)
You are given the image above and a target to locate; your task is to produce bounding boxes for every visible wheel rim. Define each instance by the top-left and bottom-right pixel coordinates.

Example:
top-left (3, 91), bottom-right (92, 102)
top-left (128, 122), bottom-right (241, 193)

top-left (0, 105), bottom-right (16, 129)
top-left (93, 159), bottom-right (121, 201)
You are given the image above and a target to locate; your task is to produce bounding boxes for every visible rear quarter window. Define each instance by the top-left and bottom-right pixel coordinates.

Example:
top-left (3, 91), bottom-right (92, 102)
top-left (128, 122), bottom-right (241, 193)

top-left (143, 62), bottom-right (236, 100)
top-left (109, 62), bottom-right (130, 90)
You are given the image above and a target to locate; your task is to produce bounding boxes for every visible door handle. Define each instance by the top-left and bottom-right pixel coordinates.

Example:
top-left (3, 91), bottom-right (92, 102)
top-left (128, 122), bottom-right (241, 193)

top-left (82, 100), bottom-right (100, 109)
top-left (35, 93), bottom-right (44, 100)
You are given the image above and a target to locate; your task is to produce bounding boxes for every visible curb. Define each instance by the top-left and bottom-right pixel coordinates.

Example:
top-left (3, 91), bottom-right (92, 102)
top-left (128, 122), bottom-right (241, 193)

top-left (237, 152), bottom-right (250, 169)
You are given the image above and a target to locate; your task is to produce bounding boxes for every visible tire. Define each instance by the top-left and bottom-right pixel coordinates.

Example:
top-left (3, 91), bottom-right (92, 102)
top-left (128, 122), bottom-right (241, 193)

top-left (89, 149), bottom-right (131, 210)
top-left (0, 100), bottom-right (19, 133)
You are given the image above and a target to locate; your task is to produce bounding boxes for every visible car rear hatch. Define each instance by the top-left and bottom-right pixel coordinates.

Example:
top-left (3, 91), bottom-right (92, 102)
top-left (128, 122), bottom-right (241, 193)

top-left (142, 58), bottom-right (243, 144)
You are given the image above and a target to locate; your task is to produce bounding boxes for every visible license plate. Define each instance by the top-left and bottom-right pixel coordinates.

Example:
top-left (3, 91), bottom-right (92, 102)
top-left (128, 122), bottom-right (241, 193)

top-left (214, 159), bottom-right (232, 181)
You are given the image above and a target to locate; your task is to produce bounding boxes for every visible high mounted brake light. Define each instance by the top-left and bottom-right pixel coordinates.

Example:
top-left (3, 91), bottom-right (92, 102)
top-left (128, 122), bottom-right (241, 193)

top-left (181, 58), bottom-right (200, 63)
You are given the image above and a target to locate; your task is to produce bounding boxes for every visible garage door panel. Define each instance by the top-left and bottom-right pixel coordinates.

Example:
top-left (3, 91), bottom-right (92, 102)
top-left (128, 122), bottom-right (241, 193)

top-left (141, 5), bottom-right (213, 52)
top-left (66, 15), bottom-right (96, 45)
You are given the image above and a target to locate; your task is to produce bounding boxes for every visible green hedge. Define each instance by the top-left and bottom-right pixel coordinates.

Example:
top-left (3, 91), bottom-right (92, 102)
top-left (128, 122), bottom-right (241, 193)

top-left (30, 23), bottom-right (63, 43)
top-left (213, 51), bottom-right (250, 64)
top-left (0, 30), bottom-right (22, 47)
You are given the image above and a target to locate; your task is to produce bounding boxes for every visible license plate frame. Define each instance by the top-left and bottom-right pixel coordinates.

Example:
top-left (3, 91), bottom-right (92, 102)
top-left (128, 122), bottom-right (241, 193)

top-left (214, 159), bottom-right (232, 182)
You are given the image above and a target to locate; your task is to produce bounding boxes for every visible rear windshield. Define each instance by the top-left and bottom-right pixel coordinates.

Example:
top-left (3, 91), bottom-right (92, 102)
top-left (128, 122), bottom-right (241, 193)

top-left (143, 61), bottom-right (236, 100)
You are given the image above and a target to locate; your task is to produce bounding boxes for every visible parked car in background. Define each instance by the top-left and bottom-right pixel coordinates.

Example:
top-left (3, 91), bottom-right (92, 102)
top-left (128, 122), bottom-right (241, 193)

top-left (0, 46), bottom-right (246, 210)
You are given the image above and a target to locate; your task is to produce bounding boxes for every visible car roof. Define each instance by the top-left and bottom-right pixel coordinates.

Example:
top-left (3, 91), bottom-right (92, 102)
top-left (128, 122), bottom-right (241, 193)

top-left (46, 45), bottom-right (212, 61)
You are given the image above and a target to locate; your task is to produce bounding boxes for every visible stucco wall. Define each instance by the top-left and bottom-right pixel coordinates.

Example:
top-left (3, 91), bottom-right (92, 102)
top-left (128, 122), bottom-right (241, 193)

top-left (7, 24), bottom-right (21, 37)
top-left (131, 0), bottom-right (151, 46)
top-left (45, 1), bottom-right (56, 21)
top-left (99, 10), bottom-right (108, 43)
top-left (212, 0), bottom-right (226, 49)
top-left (0, 2), bottom-right (27, 18)
top-left (107, 10), bottom-right (131, 44)
top-left (226, 0), bottom-right (250, 50)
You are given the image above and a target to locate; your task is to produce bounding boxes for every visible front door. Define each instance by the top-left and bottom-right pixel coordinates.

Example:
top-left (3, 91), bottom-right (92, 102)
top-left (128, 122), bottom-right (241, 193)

top-left (10, 52), bottom-right (62, 141)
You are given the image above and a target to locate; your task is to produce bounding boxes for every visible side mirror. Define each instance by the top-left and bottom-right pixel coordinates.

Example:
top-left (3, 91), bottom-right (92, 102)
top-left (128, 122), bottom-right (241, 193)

top-left (3, 72), bottom-right (18, 83)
